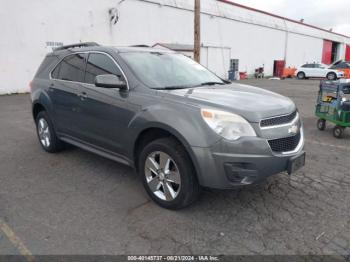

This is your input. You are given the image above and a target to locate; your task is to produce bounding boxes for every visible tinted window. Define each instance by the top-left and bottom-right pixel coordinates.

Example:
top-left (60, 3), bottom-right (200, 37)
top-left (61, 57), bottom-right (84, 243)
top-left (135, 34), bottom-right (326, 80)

top-left (36, 55), bottom-right (59, 78)
top-left (51, 62), bottom-right (61, 79)
top-left (85, 53), bottom-right (122, 84)
top-left (301, 64), bottom-right (312, 68)
top-left (52, 54), bottom-right (86, 82)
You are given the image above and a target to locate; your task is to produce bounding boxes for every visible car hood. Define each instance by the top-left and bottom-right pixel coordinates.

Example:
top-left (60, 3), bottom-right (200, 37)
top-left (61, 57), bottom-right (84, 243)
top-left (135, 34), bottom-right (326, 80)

top-left (161, 83), bottom-right (296, 123)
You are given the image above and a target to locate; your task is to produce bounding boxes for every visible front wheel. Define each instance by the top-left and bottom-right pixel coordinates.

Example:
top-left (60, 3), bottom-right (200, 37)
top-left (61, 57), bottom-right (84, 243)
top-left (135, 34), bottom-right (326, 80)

top-left (333, 126), bottom-right (344, 139)
top-left (317, 119), bottom-right (326, 131)
top-left (327, 72), bottom-right (337, 81)
top-left (138, 137), bottom-right (200, 209)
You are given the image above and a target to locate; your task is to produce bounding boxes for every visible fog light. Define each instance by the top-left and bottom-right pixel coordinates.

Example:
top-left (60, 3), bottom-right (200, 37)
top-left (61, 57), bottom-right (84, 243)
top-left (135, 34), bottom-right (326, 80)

top-left (224, 162), bottom-right (258, 184)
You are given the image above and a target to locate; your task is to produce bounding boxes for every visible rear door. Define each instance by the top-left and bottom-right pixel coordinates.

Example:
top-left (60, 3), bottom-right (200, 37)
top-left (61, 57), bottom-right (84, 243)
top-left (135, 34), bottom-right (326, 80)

top-left (50, 53), bottom-right (87, 136)
top-left (303, 64), bottom-right (318, 77)
top-left (300, 64), bottom-right (311, 77)
top-left (77, 52), bottom-right (133, 155)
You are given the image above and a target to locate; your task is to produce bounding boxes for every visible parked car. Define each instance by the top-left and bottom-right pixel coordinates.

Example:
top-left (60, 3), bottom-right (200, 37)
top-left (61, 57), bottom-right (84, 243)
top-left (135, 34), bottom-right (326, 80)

top-left (31, 42), bottom-right (305, 209)
top-left (329, 60), bottom-right (350, 79)
top-left (295, 63), bottom-right (344, 80)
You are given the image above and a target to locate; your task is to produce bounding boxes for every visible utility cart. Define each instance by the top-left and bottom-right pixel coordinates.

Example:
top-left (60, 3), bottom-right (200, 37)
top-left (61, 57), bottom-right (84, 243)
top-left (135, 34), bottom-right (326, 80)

top-left (316, 80), bottom-right (350, 138)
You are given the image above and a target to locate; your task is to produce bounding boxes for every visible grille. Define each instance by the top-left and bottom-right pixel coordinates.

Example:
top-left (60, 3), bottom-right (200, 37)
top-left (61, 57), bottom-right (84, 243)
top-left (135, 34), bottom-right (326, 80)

top-left (268, 132), bottom-right (301, 153)
top-left (260, 111), bottom-right (297, 127)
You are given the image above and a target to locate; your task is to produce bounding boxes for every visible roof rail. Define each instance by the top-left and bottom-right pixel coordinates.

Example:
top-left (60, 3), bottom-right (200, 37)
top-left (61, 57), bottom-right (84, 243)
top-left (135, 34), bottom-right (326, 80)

top-left (54, 42), bottom-right (100, 51)
top-left (130, 45), bottom-right (150, 47)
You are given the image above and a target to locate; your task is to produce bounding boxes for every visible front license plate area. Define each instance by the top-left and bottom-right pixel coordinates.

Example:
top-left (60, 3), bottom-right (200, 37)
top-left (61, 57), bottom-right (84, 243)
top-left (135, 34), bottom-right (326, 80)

top-left (287, 152), bottom-right (306, 175)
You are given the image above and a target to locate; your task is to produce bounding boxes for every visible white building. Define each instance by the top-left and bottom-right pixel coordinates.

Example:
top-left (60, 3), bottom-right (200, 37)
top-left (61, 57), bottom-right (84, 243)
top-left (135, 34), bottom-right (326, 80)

top-left (1, 0), bottom-right (350, 94)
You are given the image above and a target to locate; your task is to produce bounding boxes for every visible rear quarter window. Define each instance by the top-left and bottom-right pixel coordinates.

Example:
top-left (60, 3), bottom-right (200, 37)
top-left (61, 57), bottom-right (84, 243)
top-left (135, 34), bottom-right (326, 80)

top-left (35, 55), bottom-right (60, 78)
top-left (51, 62), bottom-right (61, 79)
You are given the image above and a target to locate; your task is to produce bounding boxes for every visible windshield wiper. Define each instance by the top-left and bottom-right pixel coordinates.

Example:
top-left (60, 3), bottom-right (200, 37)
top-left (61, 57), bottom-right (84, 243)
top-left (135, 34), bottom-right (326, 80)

top-left (153, 81), bottom-right (226, 90)
top-left (153, 85), bottom-right (195, 90)
top-left (198, 81), bottom-right (225, 86)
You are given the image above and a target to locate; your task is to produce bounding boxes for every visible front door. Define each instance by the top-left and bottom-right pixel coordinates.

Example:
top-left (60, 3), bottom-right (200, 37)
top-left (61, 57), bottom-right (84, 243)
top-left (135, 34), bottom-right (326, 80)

top-left (77, 52), bottom-right (133, 156)
top-left (314, 64), bottom-right (327, 77)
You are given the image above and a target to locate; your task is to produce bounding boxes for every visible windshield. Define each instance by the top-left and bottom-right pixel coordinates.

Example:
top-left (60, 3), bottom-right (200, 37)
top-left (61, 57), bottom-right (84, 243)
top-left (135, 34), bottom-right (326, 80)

top-left (119, 52), bottom-right (225, 89)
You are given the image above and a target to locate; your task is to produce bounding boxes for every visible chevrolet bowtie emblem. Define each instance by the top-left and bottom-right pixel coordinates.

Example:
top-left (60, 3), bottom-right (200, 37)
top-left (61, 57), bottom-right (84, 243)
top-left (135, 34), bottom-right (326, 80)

top-left (288, 125), bottom-right (298, 134)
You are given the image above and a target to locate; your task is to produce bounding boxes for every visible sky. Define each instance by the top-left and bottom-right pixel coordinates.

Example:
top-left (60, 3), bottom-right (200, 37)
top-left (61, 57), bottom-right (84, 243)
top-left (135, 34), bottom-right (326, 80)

top-left (227, 0), bottom-right (350, 36)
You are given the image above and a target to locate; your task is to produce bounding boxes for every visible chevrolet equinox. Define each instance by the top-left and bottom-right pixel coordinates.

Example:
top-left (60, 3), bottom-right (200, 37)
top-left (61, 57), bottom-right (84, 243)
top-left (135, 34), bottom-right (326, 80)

top-left (30, 42), bottom-right (306, 209)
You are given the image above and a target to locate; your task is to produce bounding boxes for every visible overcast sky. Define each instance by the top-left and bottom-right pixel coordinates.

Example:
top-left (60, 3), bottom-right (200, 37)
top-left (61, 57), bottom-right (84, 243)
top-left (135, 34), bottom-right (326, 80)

top-left (228, 0), bottom-right (350, 36)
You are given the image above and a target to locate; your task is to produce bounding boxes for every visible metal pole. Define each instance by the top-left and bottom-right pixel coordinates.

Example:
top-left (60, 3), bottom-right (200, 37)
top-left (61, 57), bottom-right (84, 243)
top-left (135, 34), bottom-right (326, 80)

top-left (283, 18), bottom-right (288, 66)
top-left (194, 0), bottom-right (200, 63)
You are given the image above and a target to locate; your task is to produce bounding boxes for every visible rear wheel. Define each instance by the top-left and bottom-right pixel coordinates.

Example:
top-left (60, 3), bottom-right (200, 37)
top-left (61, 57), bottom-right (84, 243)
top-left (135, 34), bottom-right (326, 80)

top-left (138, 137), bottom-right (200, 209)
top-left (333, 126), bottom-right (344, 139)
top-left (327, 72), bottom-right (337, 80)
top-left (297, 72), bottom-right (305, 79)
top-left (35, 111), bottom-right (64, 152)
top-left (317, 119), bottom-right (326, 131)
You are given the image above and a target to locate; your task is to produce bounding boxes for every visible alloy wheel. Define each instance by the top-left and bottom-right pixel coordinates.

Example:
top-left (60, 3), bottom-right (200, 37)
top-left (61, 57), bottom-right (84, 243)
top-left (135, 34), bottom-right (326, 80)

top-left (38, 118), bottom-right (51, 148)
top-left (144, 151), bottom-right (181, 201)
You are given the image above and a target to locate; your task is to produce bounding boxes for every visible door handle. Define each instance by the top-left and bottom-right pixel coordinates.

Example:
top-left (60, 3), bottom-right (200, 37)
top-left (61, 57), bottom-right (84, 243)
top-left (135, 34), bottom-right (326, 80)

top-left (78, 92), bottom-right (88, 100)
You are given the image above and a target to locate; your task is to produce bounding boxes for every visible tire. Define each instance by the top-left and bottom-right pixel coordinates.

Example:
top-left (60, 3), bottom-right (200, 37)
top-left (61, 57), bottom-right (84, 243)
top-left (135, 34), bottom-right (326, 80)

top-left (327, 72), bottom-right (337, 81)
top-left (333, 126), bottom-right (344, 139)
top-left (35, 111), bottom-right (64, 153)
top-left (297, 72), bottom-right (305, 79)
top-left (138, 137), bottom-right (201, 209)
top-left (317, 119), bottom-right (326, 131)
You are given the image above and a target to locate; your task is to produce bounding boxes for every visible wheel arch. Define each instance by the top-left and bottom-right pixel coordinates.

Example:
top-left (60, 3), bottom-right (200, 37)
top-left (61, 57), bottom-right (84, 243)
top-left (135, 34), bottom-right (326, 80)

top-left (297, 71), bottom-right (306, 78)
top-left (32, 97), bottom-right (58, 133)
top-left (326, 71), bottom-right (337, 79)
top-left (31, 88), bottom-right (55, 119)
top-left (133, 125), bottom-right (203, 184)
top-left (32, 102), bottom-right (47, 120)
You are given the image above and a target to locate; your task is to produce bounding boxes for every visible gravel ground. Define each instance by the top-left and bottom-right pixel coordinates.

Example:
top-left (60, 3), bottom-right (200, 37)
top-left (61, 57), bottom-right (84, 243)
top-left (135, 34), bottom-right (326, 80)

top-left (0, 79), bottom-right (349, 256)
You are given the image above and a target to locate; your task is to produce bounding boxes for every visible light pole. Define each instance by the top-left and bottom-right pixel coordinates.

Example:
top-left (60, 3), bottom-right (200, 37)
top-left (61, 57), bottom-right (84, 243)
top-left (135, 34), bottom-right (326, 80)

top-left (194, 0), bottom-right (200, 63)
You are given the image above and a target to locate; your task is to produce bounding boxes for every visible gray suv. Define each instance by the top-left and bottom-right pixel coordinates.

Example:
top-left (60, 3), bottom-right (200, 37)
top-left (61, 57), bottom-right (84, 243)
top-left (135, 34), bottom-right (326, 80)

top-left (31, 42), bottom-right (305, 209)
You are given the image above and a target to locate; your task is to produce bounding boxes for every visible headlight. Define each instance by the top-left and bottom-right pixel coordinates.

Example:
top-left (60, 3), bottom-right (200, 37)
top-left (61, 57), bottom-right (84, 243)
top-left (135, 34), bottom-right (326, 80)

top-left (201, 109), bottom-right (256, 140)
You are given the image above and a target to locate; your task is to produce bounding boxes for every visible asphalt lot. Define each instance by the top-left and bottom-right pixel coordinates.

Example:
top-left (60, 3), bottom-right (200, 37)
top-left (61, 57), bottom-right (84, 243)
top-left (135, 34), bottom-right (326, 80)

top-left (1, 79), bottom-right (350, 256)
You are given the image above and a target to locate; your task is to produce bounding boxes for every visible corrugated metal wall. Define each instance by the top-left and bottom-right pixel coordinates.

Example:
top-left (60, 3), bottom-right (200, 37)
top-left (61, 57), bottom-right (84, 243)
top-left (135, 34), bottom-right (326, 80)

top-left (1, 0), bottom-right (349, 94)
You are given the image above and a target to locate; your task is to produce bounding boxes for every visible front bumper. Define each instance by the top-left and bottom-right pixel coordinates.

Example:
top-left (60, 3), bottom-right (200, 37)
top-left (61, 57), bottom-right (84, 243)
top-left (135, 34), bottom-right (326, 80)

top-left (191, 130), bottom-right (305, 189)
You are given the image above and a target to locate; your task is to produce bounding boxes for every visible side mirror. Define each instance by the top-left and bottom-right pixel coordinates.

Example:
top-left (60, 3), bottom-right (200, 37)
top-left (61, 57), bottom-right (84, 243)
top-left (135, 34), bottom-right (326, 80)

top-left (95, 74), bottom-right (127, 89)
